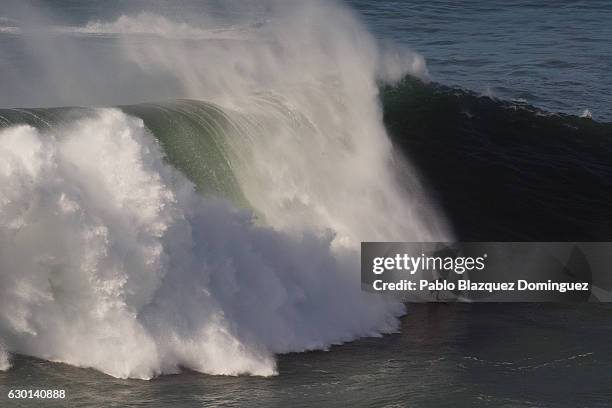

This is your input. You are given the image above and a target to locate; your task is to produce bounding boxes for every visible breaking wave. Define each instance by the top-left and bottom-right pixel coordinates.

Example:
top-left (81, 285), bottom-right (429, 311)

top-left (0, 109), bottom-right (410, 378)
top-left (0, 1), bottom-right (447, 378)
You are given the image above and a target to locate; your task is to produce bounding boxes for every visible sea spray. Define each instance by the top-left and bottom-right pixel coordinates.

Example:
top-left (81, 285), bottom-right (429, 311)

top-left (0, 344), bottom-right (9, 371)
top-left (105, 2), bottom-right (445, 246)
top-left (0, 1), bottom-right (446, 244)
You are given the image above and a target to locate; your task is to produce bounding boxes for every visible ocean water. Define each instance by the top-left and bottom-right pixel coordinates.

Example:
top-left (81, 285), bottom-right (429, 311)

top-left (350, 0), bottom-right (612, 122)
top-left (3, 304), bottom-right (612, 408)
top-left (2, 0), bottom-right (611, 121)
top-left (0, 1), bottom-right (611, 407)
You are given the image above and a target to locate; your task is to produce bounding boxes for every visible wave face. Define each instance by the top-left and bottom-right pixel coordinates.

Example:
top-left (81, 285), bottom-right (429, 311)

top-left (0, 1), bottom-right (447, 378)
top-left (124, 96), bottom-right (447, 246)
top-left (381, 76), bottom-right (612, 241)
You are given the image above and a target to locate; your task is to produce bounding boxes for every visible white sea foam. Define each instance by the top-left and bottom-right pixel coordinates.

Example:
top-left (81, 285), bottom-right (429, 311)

top-left (0, 110), bottom-right (406, 379)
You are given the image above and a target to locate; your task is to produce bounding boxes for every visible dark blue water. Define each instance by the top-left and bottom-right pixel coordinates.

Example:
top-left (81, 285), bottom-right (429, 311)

top-left (350, 0), bottom-right (612, 122)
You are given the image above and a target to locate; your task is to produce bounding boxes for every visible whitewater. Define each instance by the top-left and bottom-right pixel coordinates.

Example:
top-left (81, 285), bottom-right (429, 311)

top-left (0, 1), bottom-right (448, 379)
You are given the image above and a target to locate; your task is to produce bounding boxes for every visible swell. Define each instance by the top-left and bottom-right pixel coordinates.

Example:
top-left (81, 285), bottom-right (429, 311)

top-left (382, 76), bottom-right (612, 241)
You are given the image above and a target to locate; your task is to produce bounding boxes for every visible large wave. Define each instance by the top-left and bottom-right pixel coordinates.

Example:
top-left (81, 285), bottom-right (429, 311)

top-left (0, 109), bottom-right (409, 378)
top-left (0, 0), bottom-right (448, 378)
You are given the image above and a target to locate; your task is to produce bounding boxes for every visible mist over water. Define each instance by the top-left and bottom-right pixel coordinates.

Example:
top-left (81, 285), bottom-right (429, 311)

top-left (0, 1), bottom-right (427, 109)
top-left (0, 344), bottom-right (9, 371)
top-left (0, 0), bottom-right (447, 378)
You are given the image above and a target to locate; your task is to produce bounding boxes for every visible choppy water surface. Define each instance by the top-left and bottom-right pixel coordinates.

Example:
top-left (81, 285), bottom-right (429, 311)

top-left (2, 304), bottom-right (612, 407)
top-left (350, 0), bottom-right (612, 121)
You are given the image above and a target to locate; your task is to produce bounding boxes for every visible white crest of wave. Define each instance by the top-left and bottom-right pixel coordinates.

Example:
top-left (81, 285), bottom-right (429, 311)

top-left (0, 109), bottom-right (404, 379)
top-left (580, 108), bottom-right (593, 119)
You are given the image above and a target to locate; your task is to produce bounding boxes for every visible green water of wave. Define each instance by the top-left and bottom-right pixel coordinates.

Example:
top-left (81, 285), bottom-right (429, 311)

top-left (122, 100), bottom-right (248, 206)
top-left (0, 101), bottom-right (249, 207)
